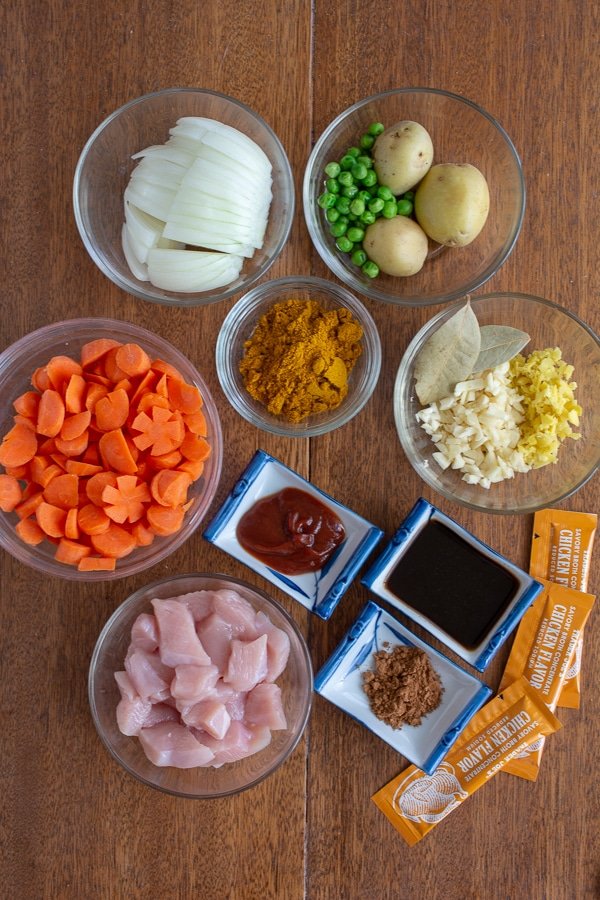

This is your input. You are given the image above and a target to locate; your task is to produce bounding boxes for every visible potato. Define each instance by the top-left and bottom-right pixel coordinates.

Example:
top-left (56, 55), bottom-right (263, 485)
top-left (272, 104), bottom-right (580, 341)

top-left (363, 216), bottom-right (429, 277)
top-left (414, 163), bottom-right (490, 247)
top-left (373, 121), bottom-right (433, 195)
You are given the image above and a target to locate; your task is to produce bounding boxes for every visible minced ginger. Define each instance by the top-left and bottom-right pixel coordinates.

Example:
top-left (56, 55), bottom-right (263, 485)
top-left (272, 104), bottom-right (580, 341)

top-left (240, 299), bottom-right (363, 422)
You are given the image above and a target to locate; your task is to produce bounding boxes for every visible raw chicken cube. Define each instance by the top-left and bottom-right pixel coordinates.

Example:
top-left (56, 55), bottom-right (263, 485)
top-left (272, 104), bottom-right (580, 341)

top-left (141, 702), bottom-right (180, 729)
top-left (170, 664), bottom-right (219, 703)
top-left (179, 590), bottom-right (215, 623)
top-left (245, 683), bottom-right (287, 730)
top-left (212, 589), bottom-right (257, 638)
top-left (117, 696), bottom-right (152, 736)
top-left (203, 680), bottom-right (247, 721)
top-left (200, 720), bottom-right (252, 766)
top-left (152, 597), bottom-right (211, 667)
top-left (247, 724), bottom-right (272, 755)
top-left (254, 611), bottom-right (290, 682)
top-left (183, 698), bottom-right (231, 739)
top-left (224, 634), bottom-right (268, 691)
top-left (130, 612), bottom-right (159, 653)
top-left (114, 670), bottom-right (137, 701)
top-left (196, 613), bottom-right (234, 673)
top-left (138, 722), bottom-right (215, 768)
top-left (125, 649), bottom-right (174, 702)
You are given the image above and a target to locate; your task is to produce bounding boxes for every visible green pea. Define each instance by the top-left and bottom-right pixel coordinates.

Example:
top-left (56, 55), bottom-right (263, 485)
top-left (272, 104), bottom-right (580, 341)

top-left (334, 196), bottom-right (351, 214)
top-left (324, 162), bottom-right (341, 178)
top-left (340, 154), bottom-right (355, 171)
top-left (403, 190), bottom-right (415, 201)
top-left (351, 162), bottom-right (368, 181)
top-left (347, 211), bottom-right (358, 222)
top-left (330, 220), bottom-right (348, 237)
top-left (357, 155), bottom-right (373, 169)
top-left (382, 200), bottom-right (398, 218)
top-left (350, 198), bottom-right (365, 216)
top-left (362, 260), bottom-right (380, 278)
top-left (326, 207), bottom-right (340, 223)
top-left (368, 122), bottom-right (385, 136)
top-left (317, 192), bottom-right (337, 209)
top-left (360, 210), bottom-right (376, 226)
top-left (359, 134), bottom-right (375, 150)
top-left (342, 184), bottom-right (359, 199)
top-left (338, 170), bottom-right (354, 187)
top-left (351, 248), bottom-right (367, 267)
top-left (326, 178), bottom-right (340, 194)
top-left (347, 146), bottom-right (360, 158)
top-left (347, 226), bottom-right (365, 242)
top-left (336, 236), bottom-right (354, 253)
top-left (358, 190), bottom-right (371, 204)
top-left (377, 186), bottom-right (394, 201)
top-left (337, 215), bottom-right (349, 228)
top-left (396, 198), bottom-right (413, 216)
top-left (362, 169), bottom-right (377, 188)
top-left (368, 197), bottom-right (384, 214)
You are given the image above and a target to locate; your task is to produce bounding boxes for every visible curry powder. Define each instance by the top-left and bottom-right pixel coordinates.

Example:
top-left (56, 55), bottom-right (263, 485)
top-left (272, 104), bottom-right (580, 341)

top-left (239, 299), bottom-right (364, 422)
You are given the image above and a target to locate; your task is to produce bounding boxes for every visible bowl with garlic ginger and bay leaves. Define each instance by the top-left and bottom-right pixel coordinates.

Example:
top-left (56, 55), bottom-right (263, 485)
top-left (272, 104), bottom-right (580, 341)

top-left (215, 276), bottom-right (382, 437)
top-left (394, 292), bottom-right (600, 514)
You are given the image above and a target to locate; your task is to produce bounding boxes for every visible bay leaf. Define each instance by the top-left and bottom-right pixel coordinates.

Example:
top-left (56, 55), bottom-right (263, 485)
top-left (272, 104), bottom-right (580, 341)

top-left (473, 325), bottom-right (530, 372)
top-left (414, 300), bottom-right (481, 404)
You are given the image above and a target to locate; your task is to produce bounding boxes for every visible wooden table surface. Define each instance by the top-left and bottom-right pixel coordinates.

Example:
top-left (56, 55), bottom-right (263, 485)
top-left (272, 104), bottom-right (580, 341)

top-left (2, 2), bottom-right (598, 898)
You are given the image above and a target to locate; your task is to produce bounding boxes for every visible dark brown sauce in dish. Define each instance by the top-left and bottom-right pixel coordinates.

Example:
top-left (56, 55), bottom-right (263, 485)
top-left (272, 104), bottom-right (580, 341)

top-left (236, 487), bottom-right (345, 575)
top-left (385, 520), bottom-right (518, 649)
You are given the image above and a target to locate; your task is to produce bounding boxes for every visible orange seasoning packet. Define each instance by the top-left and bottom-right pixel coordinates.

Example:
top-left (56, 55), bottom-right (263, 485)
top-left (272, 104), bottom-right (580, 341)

top-left (371, 677), bottom-right (561, 847)
top-left (529, 508), bottom-right (596, 708)
top-left (498, 579), bottom-right (595, 781)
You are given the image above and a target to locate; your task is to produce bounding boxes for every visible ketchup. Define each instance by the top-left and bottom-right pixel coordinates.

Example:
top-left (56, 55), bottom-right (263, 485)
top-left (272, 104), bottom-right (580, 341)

top-left (236, 487), bottom-right (345, 575)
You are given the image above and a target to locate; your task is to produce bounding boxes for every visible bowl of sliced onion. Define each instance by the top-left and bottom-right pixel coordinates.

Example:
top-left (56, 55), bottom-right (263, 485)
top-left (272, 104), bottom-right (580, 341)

top-left (73, 88), bottom-right (295, 306)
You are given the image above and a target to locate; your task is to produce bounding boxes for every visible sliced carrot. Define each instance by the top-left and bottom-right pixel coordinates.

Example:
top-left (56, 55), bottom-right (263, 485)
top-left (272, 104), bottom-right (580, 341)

top-left (43, 473), bottom-right (79, 510)
top-left (98, 428), bottom-right (137, 475)
top-left (94, 388), bottom-right (129, 432)
top-left (80, 338), bottom-right (122, 369)
top-left (131, 407), bottom-right (184, 456)
top-left (136, 392), bottom-right (170, 413)
top-left (65, 373), bottom-right (87, 414)
top-left (13, 414), bottom-right (37, 431)
top-left (31, 366), bottom-right (51, 392)
top-left (147, 503), bottom-right (185, 536)
top-left (91, 523), bottom-right (137, 558)
top-left (37, 389), bottom-right (65, 438)
top-left (0, 423), bottom-right (38, 467)
top-left (85, 372), bottom-right (112, 387)
top-left (149, 449), bottom-right (183, 470)
top-left (0, 474), bottom-right (23, 512)
top-left (182, 498), bottom-right (194, 513)
top-left (77, 556), bottom-right (116, 572)
top-left (183, 410), bottom-right (207, 436)
top-left (103, 348), bottom-right (129, 383)
top-left (65, 460), bottom-right (103, 477)
top-left (116, 343), bottom-right (152, 378)
top-left (179, 433), bottom-right (211, 462)
top-left (84, 383), bottom-right (109, 414)
top-left (78, 503), bottom-right (111, 535)
top-left (102, 474), bottom-right (151, 524)
top-left (151, 358), bottom-right (183, 381)
top-left (46, 356), bottom-right (83, 391)
top-left (54, 538), bottom-right (91, 565)
top-left (13, 391), bottom-right (40, 419)
top-left (178, 458), bottom-right (205, 481)
top-left (65, 507), bottom-right (80, 540)
top-left (132, 521), bottom-right (155, 546)
top-left (129, 369), bottom-right (158, 408)
top-left (82, 444), bottom-right (101, 465)
top-left (155, 373), bottom-right (169, 398)
top-left (30, 457), bottom-right (62, 488)
top-left (35, 501), bottom-right (67, 537)
top-left (15, 490), bottom-right (44, 520)
top-left (113, 378), bottom-right (132, 395)
top-left (61, 410), bottom-right (91, 441)
top-left (168, 379), bottom-right (203, 414)
top-left (38, 437), bottom-right (56, 455)
top-left (4, 463), bottom-right (29, 479)
top-left (54, 430), bottom-right (89, 458)
top-left (50, 452), bottom-right (68, 470)
top-left (150, 470), bottom-right (191, 509)
top-left (86, 471), bottom-right (118, 506)
top-left (15, 517), bottom-right (45, 545)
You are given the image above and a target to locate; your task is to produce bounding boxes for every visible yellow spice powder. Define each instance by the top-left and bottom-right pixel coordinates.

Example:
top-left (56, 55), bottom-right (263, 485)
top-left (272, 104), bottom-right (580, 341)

top-left (239, 299), bottom-right (363, 422)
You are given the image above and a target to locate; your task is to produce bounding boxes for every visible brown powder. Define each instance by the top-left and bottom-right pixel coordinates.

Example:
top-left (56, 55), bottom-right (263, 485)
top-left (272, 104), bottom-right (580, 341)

top-left (362, 646), bottom-right (444, 729)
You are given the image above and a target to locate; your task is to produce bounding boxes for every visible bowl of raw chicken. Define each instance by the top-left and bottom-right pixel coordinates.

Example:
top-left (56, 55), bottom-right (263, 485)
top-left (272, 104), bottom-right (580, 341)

top-left (88, 573), bottom-right (313, 797)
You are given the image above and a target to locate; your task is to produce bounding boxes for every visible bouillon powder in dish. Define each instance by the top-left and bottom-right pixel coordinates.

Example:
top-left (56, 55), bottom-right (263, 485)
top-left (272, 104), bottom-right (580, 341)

top-left (385, 520), bottom-right (518, 649)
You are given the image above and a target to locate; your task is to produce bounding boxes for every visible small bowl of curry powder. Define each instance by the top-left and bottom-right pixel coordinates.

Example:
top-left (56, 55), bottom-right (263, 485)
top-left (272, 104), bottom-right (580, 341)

top-left (216, 276), bottom-right (382, 436)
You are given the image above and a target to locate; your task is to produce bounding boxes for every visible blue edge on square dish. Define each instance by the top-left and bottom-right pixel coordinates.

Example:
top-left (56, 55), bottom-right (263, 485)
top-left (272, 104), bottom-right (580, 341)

top-left (314, 600), bottom-right (493, 774)
top-left (203, 449), bottom-right (384, 620)
top-left (361, 498), bottom-right (544, 671)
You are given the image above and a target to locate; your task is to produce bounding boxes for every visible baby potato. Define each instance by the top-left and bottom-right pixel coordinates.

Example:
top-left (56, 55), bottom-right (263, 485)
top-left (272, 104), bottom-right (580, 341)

top-left (373, 121), bottom-right (433, 195)
top-left (363, 216), bottom-right (429, 277)
top-left (415, 163), bottom-right (490, 247)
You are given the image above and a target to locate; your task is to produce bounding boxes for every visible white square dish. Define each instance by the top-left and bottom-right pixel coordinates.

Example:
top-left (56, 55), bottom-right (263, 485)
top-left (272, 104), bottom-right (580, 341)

top-left (203, 450), bottom-right (383, 620)
top-left (314, 600), bottom-right (492, 774)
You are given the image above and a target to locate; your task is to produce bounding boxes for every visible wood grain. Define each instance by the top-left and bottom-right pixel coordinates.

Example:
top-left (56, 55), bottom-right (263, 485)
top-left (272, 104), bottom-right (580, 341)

top-left (1, 1), bottom-right (598, 898)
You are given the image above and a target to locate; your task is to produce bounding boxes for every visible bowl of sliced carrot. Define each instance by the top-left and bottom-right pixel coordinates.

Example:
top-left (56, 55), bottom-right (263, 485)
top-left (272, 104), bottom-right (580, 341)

top-left (0, 318), bottom-right (222, 579)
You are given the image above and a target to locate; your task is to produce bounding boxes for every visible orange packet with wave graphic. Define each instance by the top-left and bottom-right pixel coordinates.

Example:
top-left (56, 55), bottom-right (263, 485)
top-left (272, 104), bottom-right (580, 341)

top-left (371, 677), bottom-right (561, 846)
top-left (498, 579), bottom-right (595, 781)
top-left (529, 508), bottom-right (596, 708)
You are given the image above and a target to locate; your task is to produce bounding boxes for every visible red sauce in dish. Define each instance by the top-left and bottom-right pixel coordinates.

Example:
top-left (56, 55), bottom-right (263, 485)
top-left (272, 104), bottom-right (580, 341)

top-left (236, 487), bottom-right (345, 575)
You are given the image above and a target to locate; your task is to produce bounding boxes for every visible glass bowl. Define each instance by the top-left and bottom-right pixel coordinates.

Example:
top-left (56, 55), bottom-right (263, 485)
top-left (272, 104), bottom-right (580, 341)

top-left (303, 88), bottom-right (525, 307)
top-left (215, 276), bottom-right (382, 437)
top-left (88, 573), bottom-right (313, 797)
top-left (0, 318), bottom-right (222, 579)
top-left (73, 88), bottom-right (294, 307)
top-left (394, 293), bottom-right (600, 514)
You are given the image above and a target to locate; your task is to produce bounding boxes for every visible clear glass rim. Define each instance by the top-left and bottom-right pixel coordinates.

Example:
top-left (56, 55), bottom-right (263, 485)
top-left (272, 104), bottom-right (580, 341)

top-left (303, 87), bottom-right (526, 307)
top-left (394, 291), bottom-right (600, 515)
top-left (215, 275), bottom-right (383, 437)
top-left (88, 572), bottom-right (314, 798)
top-left (73, 87), bottom-right (295, 308)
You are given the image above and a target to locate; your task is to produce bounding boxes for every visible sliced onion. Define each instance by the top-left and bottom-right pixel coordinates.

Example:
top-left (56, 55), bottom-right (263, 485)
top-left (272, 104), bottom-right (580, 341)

top-left (124, 203), bottom-right (164, 263)
top-left (121, 225), bottom-right (149, 281)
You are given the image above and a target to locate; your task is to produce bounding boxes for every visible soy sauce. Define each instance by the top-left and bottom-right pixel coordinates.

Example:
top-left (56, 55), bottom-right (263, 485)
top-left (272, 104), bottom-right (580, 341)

top-left (385, 521), bottom-right (518, 649)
